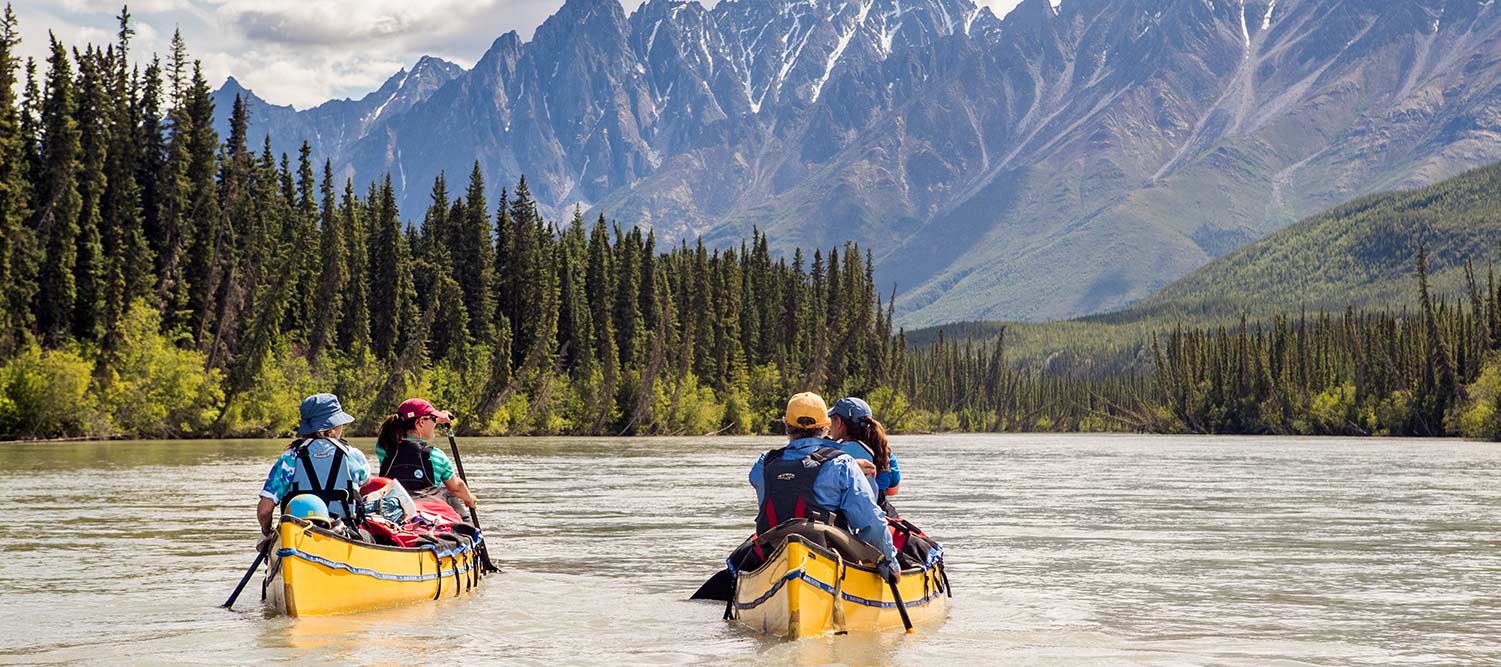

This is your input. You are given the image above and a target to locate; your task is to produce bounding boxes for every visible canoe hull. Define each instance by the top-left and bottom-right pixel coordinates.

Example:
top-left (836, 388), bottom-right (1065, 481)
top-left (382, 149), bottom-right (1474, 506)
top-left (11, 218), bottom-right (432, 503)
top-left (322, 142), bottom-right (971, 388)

top-left (264, 517), bottom-right (482, 616)
top-left (732, 535), bottom-right (948, 639)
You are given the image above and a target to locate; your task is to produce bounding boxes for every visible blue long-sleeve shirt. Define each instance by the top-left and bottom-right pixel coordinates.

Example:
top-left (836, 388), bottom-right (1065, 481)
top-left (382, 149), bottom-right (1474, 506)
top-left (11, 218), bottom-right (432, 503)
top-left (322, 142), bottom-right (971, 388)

top-left (835, 439), bottom-right (901, 496)
top-left (749, 437), bottom-right (899, 566)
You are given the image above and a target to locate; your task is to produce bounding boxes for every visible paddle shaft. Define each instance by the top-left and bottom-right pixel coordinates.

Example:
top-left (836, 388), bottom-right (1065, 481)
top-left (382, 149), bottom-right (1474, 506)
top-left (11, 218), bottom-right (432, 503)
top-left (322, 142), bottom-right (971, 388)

top-left (885, 570), bottom-right (914, 633)
top-left (445, 429), bottom-right (499, 573)
top-left (223, 538), bottom-right (271, 609)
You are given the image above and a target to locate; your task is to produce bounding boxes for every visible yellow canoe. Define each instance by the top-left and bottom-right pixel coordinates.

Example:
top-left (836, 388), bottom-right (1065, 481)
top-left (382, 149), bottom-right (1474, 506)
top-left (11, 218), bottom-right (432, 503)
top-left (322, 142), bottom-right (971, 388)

top-left (263, 516), bottom-right (484, 616)
top-left (731, 531), bottom-right (949, 638)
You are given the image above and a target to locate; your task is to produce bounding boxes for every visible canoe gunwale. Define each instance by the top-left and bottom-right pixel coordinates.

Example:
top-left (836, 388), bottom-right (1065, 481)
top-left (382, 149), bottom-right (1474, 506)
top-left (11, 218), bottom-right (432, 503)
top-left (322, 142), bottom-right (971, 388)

top-left (732, 534), bottom-right (948, 612)
top-left (277, 515), bottom-right (487, 554)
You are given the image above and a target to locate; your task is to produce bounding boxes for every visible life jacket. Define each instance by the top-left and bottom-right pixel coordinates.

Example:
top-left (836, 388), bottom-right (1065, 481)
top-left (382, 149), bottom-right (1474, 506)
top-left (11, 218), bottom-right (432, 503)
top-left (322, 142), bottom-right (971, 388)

top-left (379, 437), bottom-right (437, 493)
top-left (754, 445), bottom-right (849, 534)
top-left (283, 438), bottom-right (363, 522)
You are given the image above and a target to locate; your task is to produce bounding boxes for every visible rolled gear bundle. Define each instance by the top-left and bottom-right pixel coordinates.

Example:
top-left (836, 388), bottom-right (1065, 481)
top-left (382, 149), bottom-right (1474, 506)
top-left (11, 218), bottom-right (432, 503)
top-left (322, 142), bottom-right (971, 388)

top-left (360, 476), bottom-right (418, 524)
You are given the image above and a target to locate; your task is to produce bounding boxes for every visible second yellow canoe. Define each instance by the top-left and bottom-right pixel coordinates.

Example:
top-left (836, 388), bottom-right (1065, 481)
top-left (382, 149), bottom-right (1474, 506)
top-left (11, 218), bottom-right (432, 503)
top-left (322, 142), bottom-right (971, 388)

top-left (731, 533), bottom-right (949, 638)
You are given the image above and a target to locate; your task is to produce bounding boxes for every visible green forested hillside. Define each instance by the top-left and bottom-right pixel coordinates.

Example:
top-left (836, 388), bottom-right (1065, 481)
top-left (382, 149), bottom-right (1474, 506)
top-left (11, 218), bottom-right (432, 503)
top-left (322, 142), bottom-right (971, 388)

top-left (910, 162), bottom-right (1501, 368)
top-left (1122, 162), bottom-right (1501, 321)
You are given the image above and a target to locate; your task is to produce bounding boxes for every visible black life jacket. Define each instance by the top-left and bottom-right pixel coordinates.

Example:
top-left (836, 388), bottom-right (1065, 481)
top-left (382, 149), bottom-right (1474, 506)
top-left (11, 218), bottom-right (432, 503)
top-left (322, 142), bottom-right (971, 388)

top-left (281, 438), bottom-right (364, 522)
top-left (380, 437), bottom-right (437, 493)
top-left (755, 445), bottom-right (849, 534)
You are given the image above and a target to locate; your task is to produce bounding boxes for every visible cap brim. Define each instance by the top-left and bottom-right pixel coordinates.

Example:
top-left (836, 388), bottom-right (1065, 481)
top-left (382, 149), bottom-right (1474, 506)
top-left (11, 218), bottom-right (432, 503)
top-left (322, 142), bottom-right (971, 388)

top-left (331, 411), bottom-right (355, 427)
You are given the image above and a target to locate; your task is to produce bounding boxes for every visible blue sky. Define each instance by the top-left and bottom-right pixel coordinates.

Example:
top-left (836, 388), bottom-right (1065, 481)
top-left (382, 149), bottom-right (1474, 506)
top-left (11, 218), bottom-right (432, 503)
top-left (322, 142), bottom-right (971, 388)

top-left (11, 0), bottom-right (1025, 109)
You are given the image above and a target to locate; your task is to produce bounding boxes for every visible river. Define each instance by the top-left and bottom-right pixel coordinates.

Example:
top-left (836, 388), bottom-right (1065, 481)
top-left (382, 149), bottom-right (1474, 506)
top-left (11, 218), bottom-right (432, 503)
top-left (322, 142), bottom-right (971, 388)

top-left (1, 434), bottom-right (1498, 665)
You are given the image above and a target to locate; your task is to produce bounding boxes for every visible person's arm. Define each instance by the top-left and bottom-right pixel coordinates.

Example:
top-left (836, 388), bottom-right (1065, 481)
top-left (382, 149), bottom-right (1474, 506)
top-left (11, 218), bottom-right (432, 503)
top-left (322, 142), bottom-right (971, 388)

top-left (257, 453), bottom-right (292, 535)
top-left (818, 459), bottom-right (900, 579)
top-left (748, 453), bottom-right (767, 505)
top-left (444, 476), bottom-right (479, 508)
top-left (347, 445), bottom-right (372, 486)
top-left (880, 453), bottom-right (901, 496)
top-left (430, 448), bottom-right (477, 507)
top-left (257, 497), bottom-right (277, 535)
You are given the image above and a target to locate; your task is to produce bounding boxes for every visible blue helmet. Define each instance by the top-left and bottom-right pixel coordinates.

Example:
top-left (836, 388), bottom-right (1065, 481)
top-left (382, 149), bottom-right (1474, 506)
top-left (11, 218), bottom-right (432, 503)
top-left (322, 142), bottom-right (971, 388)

top-left (286, 494), bottom-right (331, 525)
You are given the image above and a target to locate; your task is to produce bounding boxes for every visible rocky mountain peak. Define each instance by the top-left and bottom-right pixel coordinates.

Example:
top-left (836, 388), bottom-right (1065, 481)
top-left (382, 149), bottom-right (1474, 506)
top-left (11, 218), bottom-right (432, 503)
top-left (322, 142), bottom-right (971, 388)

top-left (216, 0), bottom-right (1501, 325)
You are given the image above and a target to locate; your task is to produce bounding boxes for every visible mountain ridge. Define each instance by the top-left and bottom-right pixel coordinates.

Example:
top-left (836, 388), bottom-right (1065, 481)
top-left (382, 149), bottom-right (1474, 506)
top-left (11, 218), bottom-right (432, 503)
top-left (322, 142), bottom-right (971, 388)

top-left (214, 0), bottom-right (1501, 326)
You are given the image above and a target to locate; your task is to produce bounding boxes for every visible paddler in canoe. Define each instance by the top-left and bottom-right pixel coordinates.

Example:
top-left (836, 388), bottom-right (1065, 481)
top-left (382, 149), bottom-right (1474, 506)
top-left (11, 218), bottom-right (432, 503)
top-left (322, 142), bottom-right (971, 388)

top-left (255, 393), bottom-right (370, 539)
top-left (702, 391), bottom-right (949, 638)
top-left (374, 398), bottom-right (480, 521)
top-left (748, 392), bottom-right (902, 584)
top-left (226, 393), bottom-right (493, 616)
top-left (827, 396), bottom-right (901, 518)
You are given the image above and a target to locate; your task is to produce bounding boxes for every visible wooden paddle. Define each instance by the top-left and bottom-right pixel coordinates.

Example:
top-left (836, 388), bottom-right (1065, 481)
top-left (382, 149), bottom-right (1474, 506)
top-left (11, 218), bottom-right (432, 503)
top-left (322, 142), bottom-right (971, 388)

top-left (223, 536), bottom-right (272, 609)
top-left (444, 425), bottom-right (499, 573)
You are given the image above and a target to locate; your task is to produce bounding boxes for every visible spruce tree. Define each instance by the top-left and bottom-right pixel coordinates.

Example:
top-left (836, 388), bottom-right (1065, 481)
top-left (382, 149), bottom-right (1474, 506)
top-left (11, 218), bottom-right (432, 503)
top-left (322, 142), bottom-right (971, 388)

top-left (455, 162), bottom-right (495, 343)
top-left (308, 161), bottom-right (345, 359)
top-left (72, 46), bottom-right (107, 342)
top-left (556, 206), bottom-right (593, 373)
top-left (586, 215), bottom-right (620, 427)
top-left (181, 61), bottom-right (219, 341)
top-left (0, 5), bottom-right (35, 352)
top-left (337, 179), bottom-right (370, 352)
top-left (614, 225), bottom-right (643, 370)
top-left (368, 176), bottom-right (414, 360)
top-left (34, 36), bottom-right (83, 343)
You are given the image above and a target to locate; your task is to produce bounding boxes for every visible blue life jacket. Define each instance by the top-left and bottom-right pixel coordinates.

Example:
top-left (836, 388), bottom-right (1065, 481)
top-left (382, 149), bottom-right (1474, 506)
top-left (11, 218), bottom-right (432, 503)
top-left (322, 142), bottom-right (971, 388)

top-left (285, 438), bottom-right (363, 521)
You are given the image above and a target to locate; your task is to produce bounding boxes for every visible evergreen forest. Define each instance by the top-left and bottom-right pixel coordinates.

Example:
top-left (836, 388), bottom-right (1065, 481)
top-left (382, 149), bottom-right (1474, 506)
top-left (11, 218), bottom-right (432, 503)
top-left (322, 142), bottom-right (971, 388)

top-left (4, 9), bottom-right (1501, 441)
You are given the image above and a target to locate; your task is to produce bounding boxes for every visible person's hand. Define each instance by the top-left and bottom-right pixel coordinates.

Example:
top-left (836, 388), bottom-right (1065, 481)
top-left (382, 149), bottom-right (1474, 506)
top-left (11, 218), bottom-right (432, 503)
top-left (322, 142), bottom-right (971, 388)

top-left (879, 560), bottom-right (902, 583)
top-left (435, 410), bottom-right (454, 425)
top-left (855, 459), bottom-right (877, 478)
top-left (464, 492), bottom-right (479, 509)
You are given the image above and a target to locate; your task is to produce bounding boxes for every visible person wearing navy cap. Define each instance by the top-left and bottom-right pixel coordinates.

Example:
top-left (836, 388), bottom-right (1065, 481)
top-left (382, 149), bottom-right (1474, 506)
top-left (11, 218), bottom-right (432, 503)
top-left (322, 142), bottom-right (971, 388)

top-left (256, 393), bottom-right (372, 535)
top-left (828, 396), bottom-right (902, 518)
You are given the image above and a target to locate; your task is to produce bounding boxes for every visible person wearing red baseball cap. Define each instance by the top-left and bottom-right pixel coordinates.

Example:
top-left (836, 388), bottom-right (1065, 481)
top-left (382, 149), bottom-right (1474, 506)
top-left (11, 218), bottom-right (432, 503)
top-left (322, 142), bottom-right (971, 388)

top-left (374, 398), bottom-right (478, 520)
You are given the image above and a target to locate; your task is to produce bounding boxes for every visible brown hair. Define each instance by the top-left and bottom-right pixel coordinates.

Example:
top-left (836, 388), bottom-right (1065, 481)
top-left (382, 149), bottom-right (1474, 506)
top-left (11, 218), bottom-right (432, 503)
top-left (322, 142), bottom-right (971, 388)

top-left (837, 415), bottom-right (892, 471)
top-left (376, 413), bottom-right (418, 459)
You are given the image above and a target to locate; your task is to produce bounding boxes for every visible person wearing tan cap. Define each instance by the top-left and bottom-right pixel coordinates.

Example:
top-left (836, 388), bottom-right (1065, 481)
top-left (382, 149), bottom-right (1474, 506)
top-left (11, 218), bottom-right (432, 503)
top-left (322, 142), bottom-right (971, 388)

top-left (748, 392), bottom-right (901, 581)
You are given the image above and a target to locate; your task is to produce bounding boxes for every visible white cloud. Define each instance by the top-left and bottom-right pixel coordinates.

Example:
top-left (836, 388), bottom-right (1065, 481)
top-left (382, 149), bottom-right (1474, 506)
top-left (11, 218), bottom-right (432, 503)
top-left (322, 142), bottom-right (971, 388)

top-left (13, 0), bottom-right (1032, 109)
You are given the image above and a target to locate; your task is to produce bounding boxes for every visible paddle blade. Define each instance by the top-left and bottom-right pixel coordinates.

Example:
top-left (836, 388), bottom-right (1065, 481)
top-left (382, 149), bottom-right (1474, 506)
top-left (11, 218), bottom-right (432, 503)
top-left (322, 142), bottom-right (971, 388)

top-left (691, 568), bottom-right (734, 601)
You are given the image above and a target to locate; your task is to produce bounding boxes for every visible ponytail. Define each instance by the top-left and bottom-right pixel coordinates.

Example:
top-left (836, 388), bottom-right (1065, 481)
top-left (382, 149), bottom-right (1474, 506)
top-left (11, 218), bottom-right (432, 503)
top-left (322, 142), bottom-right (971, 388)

top-left (376, 413), bottom-right (412, 460)
top-left (842, 414), bottom-right (892, 472)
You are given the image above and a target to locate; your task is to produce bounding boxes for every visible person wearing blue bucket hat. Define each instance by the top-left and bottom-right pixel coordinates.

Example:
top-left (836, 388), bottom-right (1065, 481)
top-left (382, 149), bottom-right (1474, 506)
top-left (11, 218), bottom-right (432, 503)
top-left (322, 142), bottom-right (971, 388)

top-left (828, 396), bottom-right (902, 518)
top-left (256, 394), bottom-right (372, 536)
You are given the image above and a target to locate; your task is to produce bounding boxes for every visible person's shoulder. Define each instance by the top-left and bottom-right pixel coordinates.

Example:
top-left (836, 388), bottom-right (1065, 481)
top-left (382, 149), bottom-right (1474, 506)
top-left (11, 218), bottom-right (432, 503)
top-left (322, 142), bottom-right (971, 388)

top-left (814, 438), bottom-right (851, 457)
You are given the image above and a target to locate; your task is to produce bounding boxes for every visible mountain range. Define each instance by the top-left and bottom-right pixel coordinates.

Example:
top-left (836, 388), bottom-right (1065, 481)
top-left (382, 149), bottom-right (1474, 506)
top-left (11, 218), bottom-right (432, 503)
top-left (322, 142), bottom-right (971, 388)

top-left (213, 0), bottom-right (1501, 326)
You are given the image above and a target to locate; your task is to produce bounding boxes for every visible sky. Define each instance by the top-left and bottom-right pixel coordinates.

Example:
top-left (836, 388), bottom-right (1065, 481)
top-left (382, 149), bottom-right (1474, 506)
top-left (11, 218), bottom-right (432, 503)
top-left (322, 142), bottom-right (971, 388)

top-left (11, 0), bottom-right (1027, 109)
